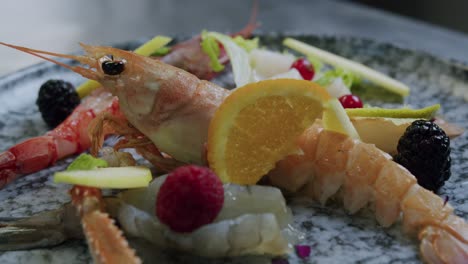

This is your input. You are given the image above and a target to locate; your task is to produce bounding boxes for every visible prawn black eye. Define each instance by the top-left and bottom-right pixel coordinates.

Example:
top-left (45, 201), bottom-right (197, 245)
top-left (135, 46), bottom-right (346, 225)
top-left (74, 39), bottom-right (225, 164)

top-left (102, 60), bottom-right (125, 75)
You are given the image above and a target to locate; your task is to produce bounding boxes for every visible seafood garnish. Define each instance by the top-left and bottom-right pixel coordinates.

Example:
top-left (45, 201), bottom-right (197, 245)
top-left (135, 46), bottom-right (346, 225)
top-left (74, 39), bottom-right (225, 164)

top-left (118, 174), bottom-right (299, 257)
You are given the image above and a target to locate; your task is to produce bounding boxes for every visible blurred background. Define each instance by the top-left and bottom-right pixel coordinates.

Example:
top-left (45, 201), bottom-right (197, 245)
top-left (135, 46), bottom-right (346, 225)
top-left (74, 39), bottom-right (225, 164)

top-left (1, 0), bottom-right (468, 76)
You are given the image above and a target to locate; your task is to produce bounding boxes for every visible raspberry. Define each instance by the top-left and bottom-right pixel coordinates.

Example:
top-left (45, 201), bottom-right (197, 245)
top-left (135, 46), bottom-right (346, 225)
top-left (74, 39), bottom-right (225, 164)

top-left (156, 165), bottom-right (224, 233)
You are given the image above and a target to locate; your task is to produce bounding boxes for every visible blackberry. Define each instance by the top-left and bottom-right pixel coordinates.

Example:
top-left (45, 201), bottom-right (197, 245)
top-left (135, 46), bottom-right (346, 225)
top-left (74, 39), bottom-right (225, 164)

top-left (394, 120), bottom-right (451, 192)
top-left (36, 80), bottom-right (80, 128)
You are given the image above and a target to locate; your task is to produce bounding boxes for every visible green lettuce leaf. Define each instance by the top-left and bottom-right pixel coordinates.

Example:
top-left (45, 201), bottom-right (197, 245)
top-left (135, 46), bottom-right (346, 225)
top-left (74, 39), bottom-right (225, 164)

top-left (67, 154), bottom-right (108, 171)
top-left (151, 46), bottom-right (171, 56)
top-left (233, 36), bottom-right (259, 52)
top-left (201, 32), bottom-right (225, 72)
top-left (316, 68), bottom-right (356, 88)
top-left (203, 31), bottom-right (254, 87)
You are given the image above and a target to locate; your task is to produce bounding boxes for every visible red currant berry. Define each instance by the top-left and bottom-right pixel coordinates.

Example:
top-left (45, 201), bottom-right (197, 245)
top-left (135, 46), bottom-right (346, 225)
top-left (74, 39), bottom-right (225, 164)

top-left (290, 58), bottom-right (315, 80)
top-left (339, 94), bottom-right (363, 108)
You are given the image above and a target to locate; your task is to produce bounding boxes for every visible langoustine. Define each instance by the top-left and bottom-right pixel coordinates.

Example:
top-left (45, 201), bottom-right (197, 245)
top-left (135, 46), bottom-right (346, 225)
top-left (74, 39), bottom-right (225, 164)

top-left (268, 123), bottom-right (468, 264)
top-left (0, 10), bottom-right (258, 188)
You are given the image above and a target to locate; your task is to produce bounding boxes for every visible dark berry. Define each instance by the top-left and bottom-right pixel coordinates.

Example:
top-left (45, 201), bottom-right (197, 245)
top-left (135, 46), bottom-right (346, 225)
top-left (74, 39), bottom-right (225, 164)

top-left (394, 120), bottom-right (451, 192)
top-left (338, 94), bottom-right (363, 108)
top-left (36, 80), bottom-right (80, 128)
top-left (291, 58), bottom-right (315, 80)
top-left (156, 165), bottom-right (224, 233)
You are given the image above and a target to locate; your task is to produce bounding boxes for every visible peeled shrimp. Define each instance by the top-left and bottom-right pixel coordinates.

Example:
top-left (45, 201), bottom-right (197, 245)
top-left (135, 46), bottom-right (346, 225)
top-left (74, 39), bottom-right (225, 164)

top-left (268, 123), bottom-right (468, 263)
top-left (118, 174), bottom-right (298, 257)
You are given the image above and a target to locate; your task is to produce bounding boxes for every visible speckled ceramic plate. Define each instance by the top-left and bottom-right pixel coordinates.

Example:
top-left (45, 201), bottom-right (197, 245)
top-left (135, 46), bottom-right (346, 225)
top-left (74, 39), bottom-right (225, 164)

top-left (0, 35), bottom-right (466, 264)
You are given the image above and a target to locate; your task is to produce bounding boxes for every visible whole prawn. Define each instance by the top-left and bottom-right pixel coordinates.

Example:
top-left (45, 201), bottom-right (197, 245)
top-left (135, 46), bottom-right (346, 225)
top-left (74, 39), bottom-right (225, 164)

top-left (0, 13), bottom-right (257, 188)
top-left (268, 123), bottom-right (468, 264)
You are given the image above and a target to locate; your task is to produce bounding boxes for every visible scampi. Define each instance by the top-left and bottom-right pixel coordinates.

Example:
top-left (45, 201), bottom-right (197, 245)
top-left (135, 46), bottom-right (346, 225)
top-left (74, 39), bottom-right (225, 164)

top-left (0, 12), bottom-right (257, 188)
top-left (268, 123), bottom-right (468, 264)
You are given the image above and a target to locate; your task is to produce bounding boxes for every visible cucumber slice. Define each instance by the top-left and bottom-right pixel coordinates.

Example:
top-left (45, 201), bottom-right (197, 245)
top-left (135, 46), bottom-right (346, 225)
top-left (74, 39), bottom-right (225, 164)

top-left (54, 166), bottom-right (152, 188)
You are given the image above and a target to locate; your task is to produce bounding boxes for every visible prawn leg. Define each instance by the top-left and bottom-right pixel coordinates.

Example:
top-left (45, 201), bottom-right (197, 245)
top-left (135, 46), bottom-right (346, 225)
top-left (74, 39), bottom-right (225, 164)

top-left (88, 112), bottom-right (184, 172)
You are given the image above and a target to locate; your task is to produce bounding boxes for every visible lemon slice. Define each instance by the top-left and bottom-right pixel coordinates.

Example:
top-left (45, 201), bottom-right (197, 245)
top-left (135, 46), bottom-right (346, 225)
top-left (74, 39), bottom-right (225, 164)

top-left (54, 166), bottom-right (152, 188)
top-left (207, 79), bottom-right (357, 185)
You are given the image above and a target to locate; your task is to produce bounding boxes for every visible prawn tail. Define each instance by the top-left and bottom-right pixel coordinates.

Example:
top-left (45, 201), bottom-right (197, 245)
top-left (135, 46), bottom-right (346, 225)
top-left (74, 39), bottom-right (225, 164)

top-left (419, 215), bottom-right (468, 264)
top-left (0, 136), bottom-right (58, 189)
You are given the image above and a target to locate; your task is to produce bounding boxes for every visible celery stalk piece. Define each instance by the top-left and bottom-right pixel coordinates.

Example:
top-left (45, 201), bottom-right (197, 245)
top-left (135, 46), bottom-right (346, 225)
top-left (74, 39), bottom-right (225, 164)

top-left (54, 166), bottom-right (152, 188)
top-left (283, 38), bottom-right (410, 97)
top-left (76, 35), bottom-right (172, 98)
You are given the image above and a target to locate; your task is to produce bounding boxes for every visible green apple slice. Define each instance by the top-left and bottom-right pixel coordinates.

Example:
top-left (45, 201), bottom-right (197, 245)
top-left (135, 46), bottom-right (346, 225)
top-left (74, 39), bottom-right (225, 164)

top-left (283, 38), bottom-right (410, 97)
top-left (54, 166), bottom-right (152, 188)
top-left (346, 104), bottom-right (440, 119)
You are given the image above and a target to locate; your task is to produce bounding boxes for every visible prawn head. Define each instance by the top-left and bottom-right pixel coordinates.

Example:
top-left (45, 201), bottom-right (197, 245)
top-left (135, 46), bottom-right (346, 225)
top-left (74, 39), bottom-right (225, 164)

top-left (0, 41), bottom-right (230, 164)
top-left (0, 42), bottom-right (151, 93)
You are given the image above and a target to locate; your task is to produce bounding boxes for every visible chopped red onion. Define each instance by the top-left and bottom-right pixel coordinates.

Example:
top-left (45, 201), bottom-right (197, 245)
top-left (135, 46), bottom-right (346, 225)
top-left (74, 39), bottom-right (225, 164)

top-left (295, 244), bottom-right (311, 259)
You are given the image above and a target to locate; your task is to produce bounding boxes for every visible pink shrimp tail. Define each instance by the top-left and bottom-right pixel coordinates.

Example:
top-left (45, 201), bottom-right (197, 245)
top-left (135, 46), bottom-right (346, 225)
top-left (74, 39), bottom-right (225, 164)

top-left (0, 136), bottom-right (57, 188)
top-left (0, 89), bottom-right (120, 189)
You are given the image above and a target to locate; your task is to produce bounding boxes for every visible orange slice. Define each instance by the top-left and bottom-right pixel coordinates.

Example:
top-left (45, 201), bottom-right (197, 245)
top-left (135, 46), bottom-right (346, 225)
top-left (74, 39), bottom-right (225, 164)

top-left (207, 79), bottom-right (343, 185)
